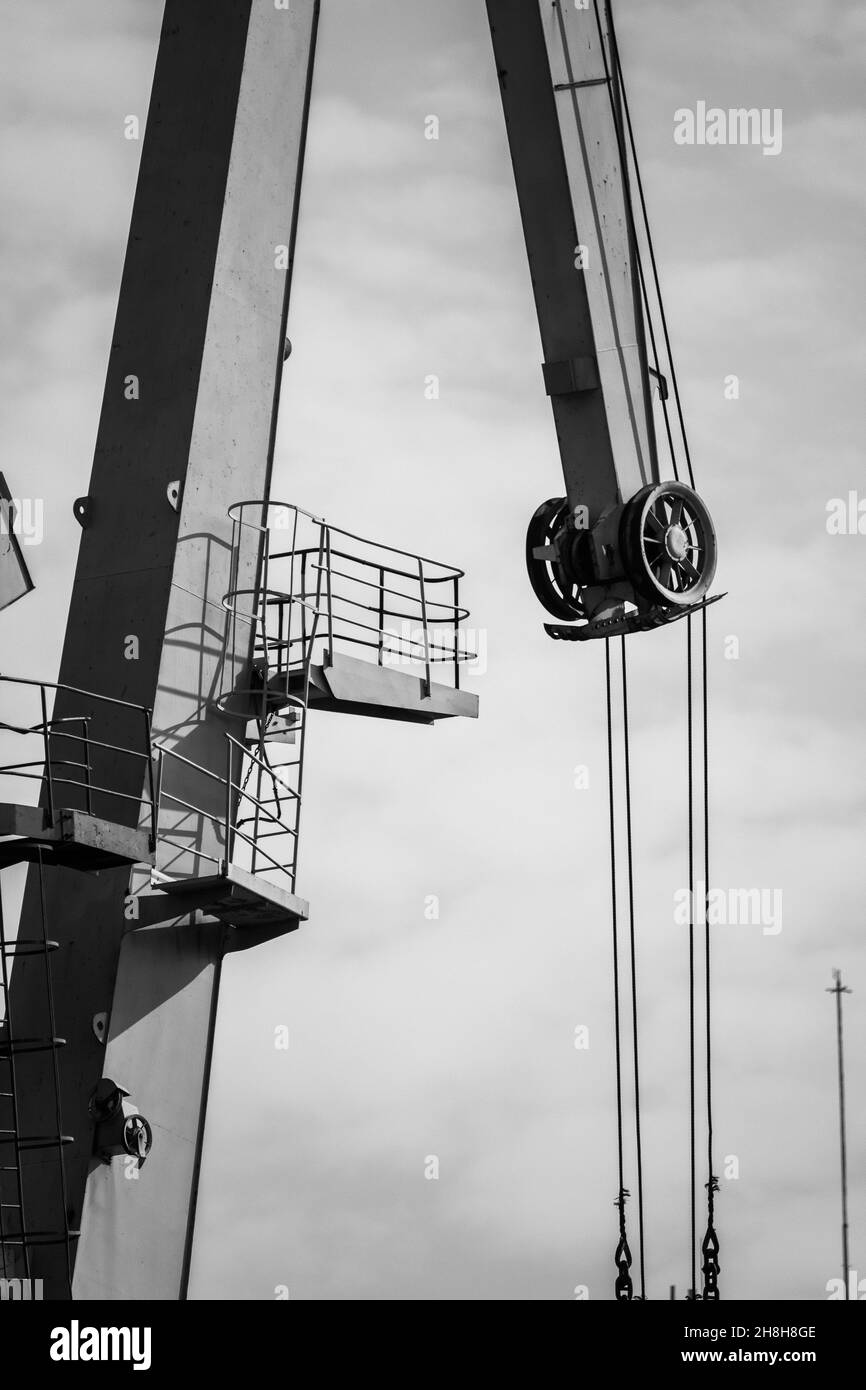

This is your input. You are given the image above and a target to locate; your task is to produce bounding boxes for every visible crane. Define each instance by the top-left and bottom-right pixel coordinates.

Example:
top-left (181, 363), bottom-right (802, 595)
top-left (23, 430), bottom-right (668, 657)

top-left (488, 0), bottom-right (718, 640)
top-left (0, 0), bottom-right (719, 1301)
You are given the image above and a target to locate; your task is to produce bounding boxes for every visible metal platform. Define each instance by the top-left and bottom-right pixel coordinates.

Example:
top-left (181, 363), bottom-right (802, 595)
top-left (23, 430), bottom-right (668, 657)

top-left (0, 804), bottom-right (154, 871)
top-left (150, 861), bottom-right (308, 931)
top-left (223, 500), bottom-right (479, 728)
top-left (265, 651), bottom-right (479, 725)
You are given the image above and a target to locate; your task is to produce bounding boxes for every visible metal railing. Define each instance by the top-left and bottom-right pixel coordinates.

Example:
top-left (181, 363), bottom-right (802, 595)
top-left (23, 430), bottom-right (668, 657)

top-left (224, 501), bottom-right (475, 701)
top-left (0, 672), bottom-right (303, 1290)
top-left (152, 728), bottom-right (303, 895)
top-left (0, 673), bottom-right (304, 898)
top-left (0, 676), bottom-right (156, 841)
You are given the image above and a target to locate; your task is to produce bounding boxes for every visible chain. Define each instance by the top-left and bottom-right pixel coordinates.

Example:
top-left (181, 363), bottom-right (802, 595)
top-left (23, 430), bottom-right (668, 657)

top-left (613, 1188), bottom-right (634, 1301)
top-left (701, 1176), bottom-right (720, 1300)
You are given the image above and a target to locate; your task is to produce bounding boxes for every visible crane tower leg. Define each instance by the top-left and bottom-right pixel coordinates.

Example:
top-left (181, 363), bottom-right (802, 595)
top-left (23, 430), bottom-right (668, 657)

top-left (7, 0), bottom-right (319, 1300)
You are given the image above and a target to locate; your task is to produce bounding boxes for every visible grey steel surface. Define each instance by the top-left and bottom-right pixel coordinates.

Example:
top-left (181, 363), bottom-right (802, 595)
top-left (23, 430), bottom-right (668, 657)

top-left (153, 862), bottom-right (308, 927)
top-left (0, 805), bottom-right (153, 871)
top-left (308, 652), bottom-right (479, 724)
top-left (7, 0), bottom-right (320, 1299)
top-left (486, 0), bottom-right (658, 519)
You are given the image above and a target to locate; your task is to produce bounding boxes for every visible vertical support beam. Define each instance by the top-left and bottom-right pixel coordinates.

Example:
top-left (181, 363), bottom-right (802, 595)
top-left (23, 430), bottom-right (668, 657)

top-left (8, 0), bottom-right (319, 1299)
top-left (486, 0), bottom-right (657, 517)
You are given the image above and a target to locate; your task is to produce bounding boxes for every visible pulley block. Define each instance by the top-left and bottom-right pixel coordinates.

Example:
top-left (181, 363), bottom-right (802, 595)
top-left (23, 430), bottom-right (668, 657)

top-left (525, 496), bottom-right (593, 621)
top-left (526, 482), bottom-right (720, 639)
top-left (619, 482), bottom-right (717, 607)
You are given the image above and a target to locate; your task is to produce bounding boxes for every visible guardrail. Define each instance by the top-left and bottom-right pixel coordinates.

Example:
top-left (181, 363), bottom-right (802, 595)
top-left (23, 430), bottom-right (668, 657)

top-left (0, 678), bottom-right (301, 896)
top-left (0, 676), bottom-right (156, 838)
top-left (153, 731), bottom-right (301, 894)
top-left (224, 501), bottom-right (475, 700)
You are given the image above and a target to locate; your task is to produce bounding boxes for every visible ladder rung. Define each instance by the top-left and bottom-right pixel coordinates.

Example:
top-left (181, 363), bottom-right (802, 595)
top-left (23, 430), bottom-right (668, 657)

top-left (0, 1229), bottom-right (81, 1247)
top-left (0, 1037), bottom-right (66, 1057)
top-left (553, 76), bottom-right (610, 92)
top-left (0, 1134), bottom-right (74, 1150)
top-left (0, 939), bottom-right (59, 957)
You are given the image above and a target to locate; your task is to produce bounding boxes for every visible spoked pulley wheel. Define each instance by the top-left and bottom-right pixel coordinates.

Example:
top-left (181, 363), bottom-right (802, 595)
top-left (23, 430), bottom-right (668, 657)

top-left (525, 497), bottom-right (587, 621)
top-left (620, 483), bottom-right (717, 607)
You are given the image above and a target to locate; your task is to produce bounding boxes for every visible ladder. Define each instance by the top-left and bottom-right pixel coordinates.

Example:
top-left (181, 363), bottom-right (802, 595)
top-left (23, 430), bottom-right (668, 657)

top-left (0, 850), bottom-right (76, 1292)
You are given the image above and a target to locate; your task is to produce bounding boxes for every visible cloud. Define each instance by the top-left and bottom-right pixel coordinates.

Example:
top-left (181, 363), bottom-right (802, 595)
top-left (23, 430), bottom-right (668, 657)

top-left (2, 0), bottom-right (864, 1303)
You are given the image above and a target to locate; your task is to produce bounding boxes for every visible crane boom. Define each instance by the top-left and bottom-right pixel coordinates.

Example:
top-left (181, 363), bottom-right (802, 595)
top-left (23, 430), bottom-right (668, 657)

top-left (487, 0), bottom-right (658, 516)
top-left (488, 0), bottom-right (717, 638)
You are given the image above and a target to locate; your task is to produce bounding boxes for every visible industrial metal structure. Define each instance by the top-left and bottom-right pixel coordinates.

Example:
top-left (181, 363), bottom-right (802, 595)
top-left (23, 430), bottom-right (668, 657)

top-left (1, 0), bottom-right (720, 1301)
top-left (0, 474), bottom-right (34, 615)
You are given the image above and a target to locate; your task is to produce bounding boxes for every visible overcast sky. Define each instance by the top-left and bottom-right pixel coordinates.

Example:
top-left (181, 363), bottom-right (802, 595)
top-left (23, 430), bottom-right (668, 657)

top-left (2, 0), bottom-right (865, 1300)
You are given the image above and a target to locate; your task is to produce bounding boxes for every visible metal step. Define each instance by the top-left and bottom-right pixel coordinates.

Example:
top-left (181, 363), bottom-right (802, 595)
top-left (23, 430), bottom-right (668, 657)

top-left (150, 861), bottom-right (308, 931)
top-left (0, 804), bottom-right (154, 871)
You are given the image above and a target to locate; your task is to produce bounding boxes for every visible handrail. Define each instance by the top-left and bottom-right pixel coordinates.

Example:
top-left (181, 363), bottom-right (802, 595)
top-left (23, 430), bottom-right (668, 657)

top-left (227, 500), bottom-right (466, 580)
top-left (231, 585), bottom-right (472, 659)
top-left (280, 583), bottom-right (469, 644)
top-left (153, 734), bottom-right (301, 894)
top-left (272, 545), bottom-right (461, 591)
top-left (0, 674), bottom-right (153, 717)
top-left (249, 622), bottom-right (472, 664)
top-left (0, 676), bottom-right (156, 835)
top-left (302, 559), bottom-right (469, 617)
top-left (224, 581), bottom-right (474, 663)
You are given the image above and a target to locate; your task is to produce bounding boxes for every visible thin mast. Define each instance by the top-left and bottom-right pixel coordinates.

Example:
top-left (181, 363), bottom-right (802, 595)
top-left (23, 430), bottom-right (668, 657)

top-left (826, 969), bottom-right (851, 1299)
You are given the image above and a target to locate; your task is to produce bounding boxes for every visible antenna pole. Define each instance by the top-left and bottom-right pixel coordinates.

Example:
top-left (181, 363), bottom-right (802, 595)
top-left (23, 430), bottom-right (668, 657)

top-left (827, 970), bottom-right (852, 1299)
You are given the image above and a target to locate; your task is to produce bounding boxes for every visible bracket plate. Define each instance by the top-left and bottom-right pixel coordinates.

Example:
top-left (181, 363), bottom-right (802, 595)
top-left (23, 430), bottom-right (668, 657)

top-left (544, 593), bottom-right (726, 642)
